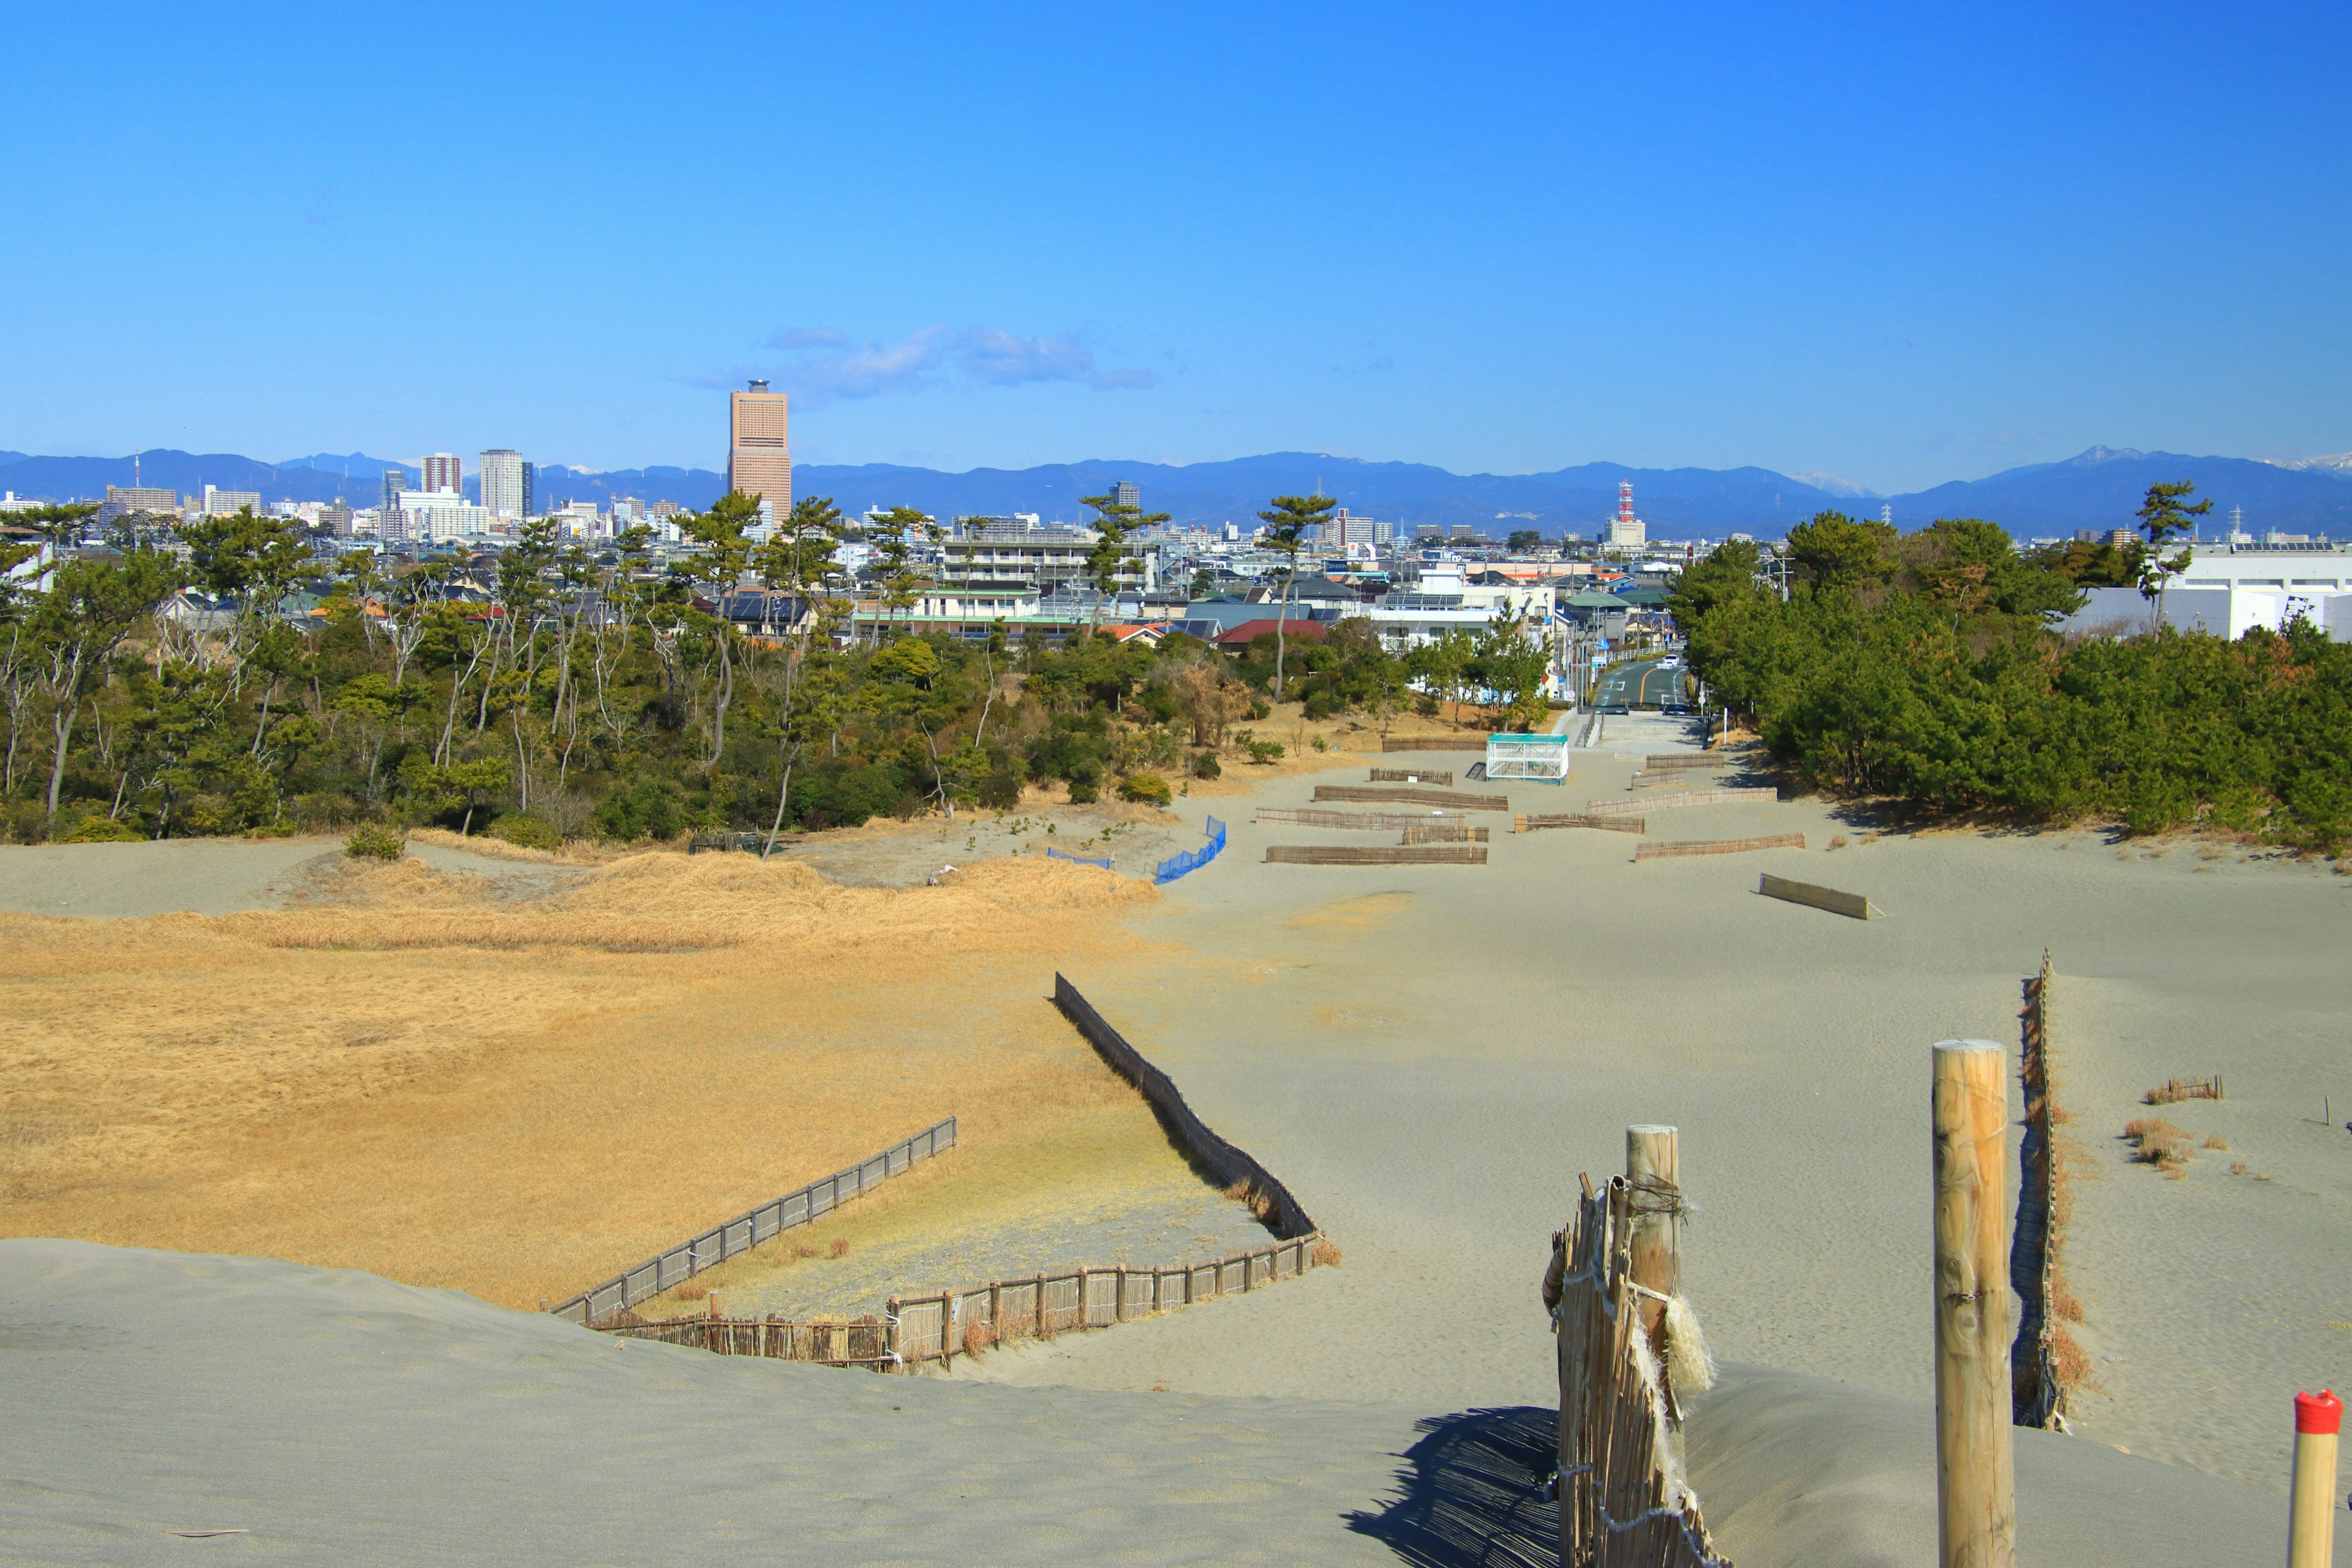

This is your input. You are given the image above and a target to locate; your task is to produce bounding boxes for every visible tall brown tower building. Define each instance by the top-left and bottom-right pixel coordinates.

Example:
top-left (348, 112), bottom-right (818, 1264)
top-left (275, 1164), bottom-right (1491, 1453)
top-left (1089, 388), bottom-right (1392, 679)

top-left (728, 379), bottom-right (792, 518)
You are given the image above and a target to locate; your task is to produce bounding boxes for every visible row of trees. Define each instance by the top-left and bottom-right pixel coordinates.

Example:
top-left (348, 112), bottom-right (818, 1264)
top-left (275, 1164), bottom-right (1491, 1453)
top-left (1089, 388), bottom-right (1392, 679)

top-left (0, 489), bottom-right (1555, 845)
top-left (1670, 487), bottom-right (2352, 849)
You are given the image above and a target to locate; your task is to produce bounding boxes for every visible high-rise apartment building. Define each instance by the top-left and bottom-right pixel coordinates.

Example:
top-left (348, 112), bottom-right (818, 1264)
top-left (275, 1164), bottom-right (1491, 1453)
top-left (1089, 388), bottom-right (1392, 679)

top-left (728, 380), bottom-right (792, 519)
top-left (1112, 480), bottom-right (1140, 511)
top-left (383, 469), bottom-right (406, 518)
top-left (202, 484), bottom-right (262, 517)
top-left (479, 449), bottom-right (527, 518)
top-left (423, 453), bottom-right (463, 494)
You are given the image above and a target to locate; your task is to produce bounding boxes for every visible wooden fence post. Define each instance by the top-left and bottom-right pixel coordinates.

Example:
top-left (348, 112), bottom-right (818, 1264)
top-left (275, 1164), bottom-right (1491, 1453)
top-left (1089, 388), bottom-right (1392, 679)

top-left (1626, 1125), bottom-right (1679, 1356)
top-left (1932, 1041), bottom-right (2017, 1568)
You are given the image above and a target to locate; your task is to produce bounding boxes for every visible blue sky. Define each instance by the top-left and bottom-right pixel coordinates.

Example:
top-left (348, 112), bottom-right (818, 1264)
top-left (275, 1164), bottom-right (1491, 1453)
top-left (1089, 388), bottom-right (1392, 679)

top-left (4, 1), bottom-right (2346, 492)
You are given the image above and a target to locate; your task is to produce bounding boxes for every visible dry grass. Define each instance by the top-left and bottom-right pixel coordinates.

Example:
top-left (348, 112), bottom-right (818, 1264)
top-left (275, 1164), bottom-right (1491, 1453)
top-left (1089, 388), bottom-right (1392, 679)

top-left (2202, 1134), bottom-right (2229, 1151)
top-left (1826, 834), bottom-right (1848, 850)
top-left (0, 850), bottom-right (1180, 1310)
top-left (1311, 1238), bottom-right (1343, 1268)
top-left (2122, 1117), bottom-right (2195, 1175)
top-left (2143, 1076), bottom-right (2222, 1106)
top-left (2230, 1161), bottom-right (2249, 1177)
top-left (2051, 1326), bottom-right (2092, 1393)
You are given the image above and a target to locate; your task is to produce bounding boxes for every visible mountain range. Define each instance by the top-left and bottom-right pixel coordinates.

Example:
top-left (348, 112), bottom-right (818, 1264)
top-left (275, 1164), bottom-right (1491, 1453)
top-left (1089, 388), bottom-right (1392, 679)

top-left (5, 445), bottom-right (2348, 540)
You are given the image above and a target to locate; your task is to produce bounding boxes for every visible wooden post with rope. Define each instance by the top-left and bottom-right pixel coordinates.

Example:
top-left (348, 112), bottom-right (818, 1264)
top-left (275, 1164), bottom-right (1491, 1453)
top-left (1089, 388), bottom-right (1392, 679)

top-left (1932, 1041), bottom-right (2017, 1568)
top-left (1626, 1125), bottom-right (1679, 1363)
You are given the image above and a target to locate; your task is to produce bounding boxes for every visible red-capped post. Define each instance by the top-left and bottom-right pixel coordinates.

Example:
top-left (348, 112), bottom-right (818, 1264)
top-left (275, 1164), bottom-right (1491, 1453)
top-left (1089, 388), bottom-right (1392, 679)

top-left (2289, 1389), bottom-right (2342, 1568)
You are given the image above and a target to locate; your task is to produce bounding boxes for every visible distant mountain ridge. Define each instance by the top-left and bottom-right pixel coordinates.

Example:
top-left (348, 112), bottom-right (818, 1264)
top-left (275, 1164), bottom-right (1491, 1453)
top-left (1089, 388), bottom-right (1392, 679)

top-left (2, 443), bottom-right (2346, 537)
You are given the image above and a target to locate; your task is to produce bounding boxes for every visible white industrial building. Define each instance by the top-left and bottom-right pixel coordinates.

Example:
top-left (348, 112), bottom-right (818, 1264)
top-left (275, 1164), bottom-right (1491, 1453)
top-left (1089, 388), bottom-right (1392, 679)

top-left (2060, 547), bottom-right (2352, 640)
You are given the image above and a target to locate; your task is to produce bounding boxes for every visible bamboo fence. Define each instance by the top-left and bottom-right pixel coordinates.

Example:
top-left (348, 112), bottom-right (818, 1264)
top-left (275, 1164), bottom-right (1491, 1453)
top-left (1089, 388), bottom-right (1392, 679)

top-left (1556, 1178), bottom-right (1732, 1568)
top-left (1052, 976), bottom-right (1320, 1240)
top-left (1256, 807), bottom-right (1471, 831)
top-left (551, 1119), bottom-right (957, 1325)
top-left (1316, 785), bottom-right (1512, 811)
top-left (2010, 951), bottom-right (2065, 1431)
top-left (1382, 735), bottom-right (1489, 752)
top-left (1400, 822), bottom-right (1489, 844)
top-left (1584, 788), bottom-right (1777, 818)
top-left (1632, 833), bottom-right (1804, 861)
top-left (1267, 844), bottom-right (1488, 865)
top-left (1517, 813), bottom-right (1646, 835)
top-left (1370, 767), bottom-right (1453, 785)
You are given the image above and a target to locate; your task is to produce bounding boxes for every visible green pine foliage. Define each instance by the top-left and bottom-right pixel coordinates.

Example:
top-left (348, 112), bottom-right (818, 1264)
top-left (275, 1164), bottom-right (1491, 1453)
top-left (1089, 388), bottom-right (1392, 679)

top-left (0, 493), bottom-right (1569, 845)
top-left (1676, 503), bottom-right (2352, 851)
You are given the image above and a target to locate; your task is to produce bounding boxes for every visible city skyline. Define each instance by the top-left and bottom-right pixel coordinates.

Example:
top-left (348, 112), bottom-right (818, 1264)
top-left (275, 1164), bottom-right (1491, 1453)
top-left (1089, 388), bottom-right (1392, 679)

top-left (3, 4), bottom-right (2346, 494)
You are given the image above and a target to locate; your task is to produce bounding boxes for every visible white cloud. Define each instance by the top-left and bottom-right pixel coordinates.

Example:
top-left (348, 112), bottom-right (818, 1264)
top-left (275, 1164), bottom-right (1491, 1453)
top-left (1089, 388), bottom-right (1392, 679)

top-left (725, 325), bottom-right (1156, 405)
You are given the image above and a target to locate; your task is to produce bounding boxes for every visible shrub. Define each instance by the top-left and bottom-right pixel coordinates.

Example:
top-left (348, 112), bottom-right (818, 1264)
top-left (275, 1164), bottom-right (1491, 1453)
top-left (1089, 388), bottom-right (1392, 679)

top-left (976, 767), bottom-right (1023, 811)
top-left (491, 813), bottom-right (564, 850)
top-left (592, 777), bottom-right (689, 841)
top-left (345, 825), bottom-right (406, 861)
top-left (1118, 772), bottom-right (1172, 807)
top-left (1311, 1238), bottom-right (1343, 1267)
top-left (1247, 698), bottom-right (1271, 720)
top-left (61, 816), bottom-right (141, 843)
top-left (1191, 751), bottom-right (1221, 780)
top-left (244, 821), bottom-right (296, 839)
top-left (1246, 739), bottom-right (1285, 764)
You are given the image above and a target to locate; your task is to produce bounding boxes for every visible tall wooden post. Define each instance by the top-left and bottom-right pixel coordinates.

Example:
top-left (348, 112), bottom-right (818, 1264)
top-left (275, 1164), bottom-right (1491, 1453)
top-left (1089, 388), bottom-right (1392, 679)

top-left (2289, 1389), bottom-right (2342, 1568)
top-left (1932, 1041), bottom-right (2017, 1568)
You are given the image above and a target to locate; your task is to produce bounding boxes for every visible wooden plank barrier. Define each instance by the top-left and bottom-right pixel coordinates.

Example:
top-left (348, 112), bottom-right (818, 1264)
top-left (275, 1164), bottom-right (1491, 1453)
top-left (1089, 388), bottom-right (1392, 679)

top-left (1398, 822), bottom-right (1488, 844)
top-left (1515, 812), bottom-right (1645, 835)
top-left (1369, 767), bottom-right (1453, 785)
top-left (1382, 735), bottom-right (1489, 752)
top-left (1758, 872), bottom-right (1876, 919)
top-left (1314, 785), bottom-right (1510, 810)
top-left (1267, 843), bottom-right (1487, 865)
top-left (1585, 787), bottom-right (1777, 816)
top-left (1635, 832), bottom-right (1805, 861)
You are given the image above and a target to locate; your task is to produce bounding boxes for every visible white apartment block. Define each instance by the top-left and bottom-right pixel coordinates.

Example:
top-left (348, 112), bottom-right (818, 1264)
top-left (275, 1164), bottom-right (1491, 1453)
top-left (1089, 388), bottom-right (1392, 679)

top-left (202, 485), bottom-right (263, 516)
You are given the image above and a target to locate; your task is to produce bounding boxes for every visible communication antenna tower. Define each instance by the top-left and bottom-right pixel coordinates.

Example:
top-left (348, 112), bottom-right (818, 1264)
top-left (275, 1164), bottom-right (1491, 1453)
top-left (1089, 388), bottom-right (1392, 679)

top-left (1881, 503), bottom-right (1892, 526)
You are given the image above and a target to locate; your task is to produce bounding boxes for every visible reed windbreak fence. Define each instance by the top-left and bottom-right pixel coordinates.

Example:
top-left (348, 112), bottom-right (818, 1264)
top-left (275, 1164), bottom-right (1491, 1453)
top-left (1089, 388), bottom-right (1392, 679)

top-left (2010, 950), bottom-right (2065, 1431)
top-left (1633, 834), bottom-right (1804, 861)
top-left (1517, 813), bottom-right (1645, 834)
top-left (1382, 735), bottom-right (1489, 752)
top-left (1052, 974), bottom-right (1319, 1240)
top-left (551, 1118), bottom-right (958, 1325)
top-left (1155, 816), bottom-right (1227, 884)
top-left (1257, 807), bottom-right (1471, 831)
top-left (1556, 1177), bottom-right (1732, 1568)
top-left (1267, 844), bottom-right (1488, 866)
top-left (1370, 767), bottom-right (1453, 784)
top-left (1585, 788), bottom-right (1777, 818)
top-left (1314, 785), bottom-right (1512, 811)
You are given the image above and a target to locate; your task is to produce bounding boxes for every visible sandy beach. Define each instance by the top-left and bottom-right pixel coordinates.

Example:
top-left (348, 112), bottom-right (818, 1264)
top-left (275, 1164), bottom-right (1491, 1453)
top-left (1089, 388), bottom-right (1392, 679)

top-left (4, 736), bottom-right (2348, 1563)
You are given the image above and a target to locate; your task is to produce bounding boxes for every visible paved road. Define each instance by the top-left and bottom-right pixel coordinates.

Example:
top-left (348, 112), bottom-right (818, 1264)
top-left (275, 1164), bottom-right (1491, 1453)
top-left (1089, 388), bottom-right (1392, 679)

top-left (1593, 655), bottom-right (1687, 709)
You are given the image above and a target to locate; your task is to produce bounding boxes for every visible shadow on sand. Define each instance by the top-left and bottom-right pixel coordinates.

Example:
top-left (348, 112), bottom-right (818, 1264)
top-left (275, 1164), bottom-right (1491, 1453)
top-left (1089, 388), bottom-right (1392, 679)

top-left (1344, 1406), bottom-right (1558, 1567)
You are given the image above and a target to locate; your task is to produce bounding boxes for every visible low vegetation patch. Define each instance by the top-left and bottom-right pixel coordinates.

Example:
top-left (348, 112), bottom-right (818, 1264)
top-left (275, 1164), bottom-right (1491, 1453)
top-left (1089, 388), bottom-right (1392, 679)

top-left (344, 825), bottom-right (405, 861)
top-left (2143, 1076), bottom-right (2223, 1105)
top-left (2123, 1117), bottom-right (2195, 1174)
